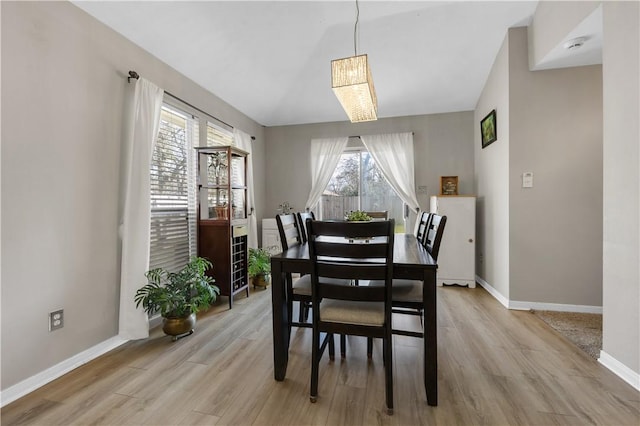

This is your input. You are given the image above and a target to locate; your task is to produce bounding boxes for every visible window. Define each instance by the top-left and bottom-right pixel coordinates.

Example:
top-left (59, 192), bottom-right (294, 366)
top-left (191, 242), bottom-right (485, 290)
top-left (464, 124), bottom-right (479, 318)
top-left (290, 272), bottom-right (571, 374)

top-left (207, 121), bottom-right (234, 147)
top-left (322, 149), bottom-right (405, 232)
top-left (149, 101), bottom-right (237, 272)
top-left (149, 104), bottom-right (198, 272)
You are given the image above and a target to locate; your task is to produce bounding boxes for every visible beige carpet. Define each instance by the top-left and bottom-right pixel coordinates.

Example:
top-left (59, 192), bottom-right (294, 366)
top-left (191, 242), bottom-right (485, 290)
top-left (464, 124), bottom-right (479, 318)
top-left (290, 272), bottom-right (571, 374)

top-left (531, 310), bottom-right (602, 359)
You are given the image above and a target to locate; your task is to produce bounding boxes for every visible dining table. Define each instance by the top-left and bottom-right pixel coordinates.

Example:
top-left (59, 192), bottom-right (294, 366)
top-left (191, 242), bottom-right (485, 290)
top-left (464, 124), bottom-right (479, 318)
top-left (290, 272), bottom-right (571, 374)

top-left (270, 233), bottom-right (439, 406)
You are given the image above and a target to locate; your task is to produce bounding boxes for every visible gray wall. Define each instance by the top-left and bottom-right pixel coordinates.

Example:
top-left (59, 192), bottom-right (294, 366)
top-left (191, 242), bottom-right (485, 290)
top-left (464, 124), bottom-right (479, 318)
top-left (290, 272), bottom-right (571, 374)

top-left (474, 30), bottom-right (511, 299)
top-left (509, 27), bottom-right (603, 306)
top-left (1, 1), bottom-right (265, 390)
top-left (264, 112), bottom-right (474, 232)
top-left (477, 0), bottom-right (639, 383)
top-left (602, 0), bottom-right (639, 376)
top-left (475, 26), bottom-right (603, 309)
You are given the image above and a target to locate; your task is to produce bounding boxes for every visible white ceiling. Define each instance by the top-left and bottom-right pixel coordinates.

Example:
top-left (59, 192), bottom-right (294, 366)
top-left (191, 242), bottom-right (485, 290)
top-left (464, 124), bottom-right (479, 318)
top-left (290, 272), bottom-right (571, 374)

top-left (72, 1), bottom-right (602, 127)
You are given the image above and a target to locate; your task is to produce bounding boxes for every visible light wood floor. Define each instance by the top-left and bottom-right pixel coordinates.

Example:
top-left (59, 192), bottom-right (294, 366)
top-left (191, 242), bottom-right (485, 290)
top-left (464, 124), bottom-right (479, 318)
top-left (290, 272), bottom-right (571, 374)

top-left (2, 286), bottom-right (639, 425)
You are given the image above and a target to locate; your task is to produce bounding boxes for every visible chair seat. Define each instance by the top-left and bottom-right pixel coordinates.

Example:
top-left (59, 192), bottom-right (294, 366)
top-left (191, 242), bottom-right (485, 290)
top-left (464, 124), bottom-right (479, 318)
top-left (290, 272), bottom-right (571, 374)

top-left (293, 276), bottom-right (350, 296)
top-left (292, 275), bottom-right (312, 296)
top-left (390, 279), bottom-right (423, 303)
top-left (370, 279), bottom-right (422, 304)
top-left (320, 299), bottom-right (385, 326)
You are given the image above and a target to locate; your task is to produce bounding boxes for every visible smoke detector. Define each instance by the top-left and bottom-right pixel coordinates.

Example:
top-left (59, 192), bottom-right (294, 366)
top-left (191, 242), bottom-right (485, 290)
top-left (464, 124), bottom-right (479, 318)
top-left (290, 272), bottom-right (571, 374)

top-left (563, 37), bottom-right (588, 50)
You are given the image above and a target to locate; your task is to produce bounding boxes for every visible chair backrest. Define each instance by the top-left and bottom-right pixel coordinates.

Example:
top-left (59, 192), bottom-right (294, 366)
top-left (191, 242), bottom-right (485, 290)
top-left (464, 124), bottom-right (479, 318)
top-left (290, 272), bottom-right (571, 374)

top-left (275, 213), bottom-right (302, 251)
top-left (295, 211), bottom-right (316, 243)
top-left (414, 211), bottom-right (433, 244)
top-left (306, 219), bottom-right (395, 303)
top-left (423, 214), bottom-right (447, 261)
top-left (365, 211), bottom-right (389, 220)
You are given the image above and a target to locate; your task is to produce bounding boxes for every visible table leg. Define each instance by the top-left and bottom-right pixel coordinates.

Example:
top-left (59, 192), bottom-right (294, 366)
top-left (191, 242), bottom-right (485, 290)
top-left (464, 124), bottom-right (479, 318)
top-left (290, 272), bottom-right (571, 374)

top-left (424, 269), bottom-right (438, 406)
top-left (271, 261), bottom-right (290, 381)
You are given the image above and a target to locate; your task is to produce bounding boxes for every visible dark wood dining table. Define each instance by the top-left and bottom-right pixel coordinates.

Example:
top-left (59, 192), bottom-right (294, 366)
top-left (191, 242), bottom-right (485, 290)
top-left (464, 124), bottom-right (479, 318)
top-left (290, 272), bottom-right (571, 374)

top-left (270, 233), bottom-right (439, 406)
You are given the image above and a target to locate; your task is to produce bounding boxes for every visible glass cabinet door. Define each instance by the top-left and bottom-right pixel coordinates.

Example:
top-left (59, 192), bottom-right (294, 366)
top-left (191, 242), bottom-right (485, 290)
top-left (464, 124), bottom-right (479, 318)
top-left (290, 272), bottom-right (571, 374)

top-left (230, 154), bottom-right (245, 188)
top-left (206, 152), bottom-right (229, 186)
top-left (196, 146), bottom-right (248, 222)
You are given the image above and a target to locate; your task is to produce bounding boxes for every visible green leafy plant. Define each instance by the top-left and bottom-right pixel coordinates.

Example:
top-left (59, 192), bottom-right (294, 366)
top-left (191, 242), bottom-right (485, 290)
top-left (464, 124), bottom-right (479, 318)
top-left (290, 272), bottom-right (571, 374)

top-left (345, 210), bottom-right (372, 221)
top-left (134, 257), bottom-right (220, 318)
top-left (248, 247), bottom-right (271, 277)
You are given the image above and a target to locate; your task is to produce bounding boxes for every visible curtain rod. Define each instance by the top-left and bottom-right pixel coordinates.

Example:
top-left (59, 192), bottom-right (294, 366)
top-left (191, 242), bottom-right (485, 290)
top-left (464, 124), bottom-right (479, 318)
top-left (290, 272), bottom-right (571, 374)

top-left (348, 132), bottom-right (415, 138)
top-left (128, 71), bottom-right (255, 141)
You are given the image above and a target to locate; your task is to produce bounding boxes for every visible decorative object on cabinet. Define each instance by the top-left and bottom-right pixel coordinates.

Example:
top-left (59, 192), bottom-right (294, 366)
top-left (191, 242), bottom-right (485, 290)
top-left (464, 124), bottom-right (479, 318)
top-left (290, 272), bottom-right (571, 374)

top-left (430, 195), bottom-right (476, 288)
top-left (134, 257), bottom-right (220, 341)
top-left (195, 145), bottom-right (250, 309)
top-left (248, 247), bottom-right (271, 289)
top-left (481, 109), bottom-right (497, 148)
top-left (278, 202), bottom-right (294, 214)
top-left (440, 176), bottom-right (459, 196)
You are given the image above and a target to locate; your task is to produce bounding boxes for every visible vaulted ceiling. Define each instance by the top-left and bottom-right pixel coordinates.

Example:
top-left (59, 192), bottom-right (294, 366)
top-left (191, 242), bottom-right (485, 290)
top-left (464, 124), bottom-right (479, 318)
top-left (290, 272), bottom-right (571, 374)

top-left (73, 1), bottom-right (602, 127)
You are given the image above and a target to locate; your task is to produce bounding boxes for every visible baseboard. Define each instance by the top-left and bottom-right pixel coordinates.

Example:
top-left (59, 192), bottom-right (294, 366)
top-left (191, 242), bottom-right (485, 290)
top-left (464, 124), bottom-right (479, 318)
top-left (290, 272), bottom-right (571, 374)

top-left (475, 275), bottom-right (602, 313)
top-left (475, 275), bottom-right (510, 308)
top-left (0, 336), bottom-right (127, 407)
top-left (509, 300), bottom-right (602, 314)
top-left (477, 276), bottom-right (637, 391)
top-left (599, 350), bottom-right (640, 391)
top-left (438, 278), bottom-right (476, 288)
top-left (149, 314), bottom-right (162, 329)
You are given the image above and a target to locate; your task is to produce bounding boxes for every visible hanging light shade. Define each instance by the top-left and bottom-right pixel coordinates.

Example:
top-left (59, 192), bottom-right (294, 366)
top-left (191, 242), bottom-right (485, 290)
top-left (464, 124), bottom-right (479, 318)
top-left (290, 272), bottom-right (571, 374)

top-left (331, 54), bottom-right (378, 123)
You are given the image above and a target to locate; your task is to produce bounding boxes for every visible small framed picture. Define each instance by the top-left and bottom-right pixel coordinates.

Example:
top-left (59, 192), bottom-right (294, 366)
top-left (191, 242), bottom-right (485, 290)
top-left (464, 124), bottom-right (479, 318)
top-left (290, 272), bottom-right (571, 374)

top-left (481, 109), bottom-right (497, 148)
top-left (440, 176), bottom-right (459, 196)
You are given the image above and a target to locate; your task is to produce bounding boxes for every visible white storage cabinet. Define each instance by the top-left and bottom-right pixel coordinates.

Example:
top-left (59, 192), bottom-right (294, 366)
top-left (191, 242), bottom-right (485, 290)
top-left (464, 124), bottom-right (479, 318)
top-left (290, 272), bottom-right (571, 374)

top-left (430, 196), bottom-right (476, 288)
top-left (262, 218), bottom-right (282, 255)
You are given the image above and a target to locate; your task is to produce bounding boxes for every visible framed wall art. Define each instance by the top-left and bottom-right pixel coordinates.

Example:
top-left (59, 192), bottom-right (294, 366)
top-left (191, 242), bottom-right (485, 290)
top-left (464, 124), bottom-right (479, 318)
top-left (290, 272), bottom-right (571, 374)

top-left (440, 176), bottom-right (459, 196)
top-left (481, 109), bottom-right (497, 148)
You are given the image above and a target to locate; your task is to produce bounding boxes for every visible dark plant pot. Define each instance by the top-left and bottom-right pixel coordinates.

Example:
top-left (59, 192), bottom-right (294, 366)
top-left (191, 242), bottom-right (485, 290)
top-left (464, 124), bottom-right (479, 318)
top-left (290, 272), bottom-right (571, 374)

top-left (162, 313), bottom-right (196, 341)
top-left (251, 273), bottom-right (270, 288)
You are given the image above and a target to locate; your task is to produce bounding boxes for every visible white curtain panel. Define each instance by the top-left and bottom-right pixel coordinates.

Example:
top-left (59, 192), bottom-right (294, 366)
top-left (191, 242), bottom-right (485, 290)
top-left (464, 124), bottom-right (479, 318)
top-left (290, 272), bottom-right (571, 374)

top-left (118, 78), bottom-right (164, 340)
top-left (234, 128), bottom-right (258, 249)
top-left (305, 137), bottom-right (349, 211)
top-left (361, 132), bottom-right (421, 213)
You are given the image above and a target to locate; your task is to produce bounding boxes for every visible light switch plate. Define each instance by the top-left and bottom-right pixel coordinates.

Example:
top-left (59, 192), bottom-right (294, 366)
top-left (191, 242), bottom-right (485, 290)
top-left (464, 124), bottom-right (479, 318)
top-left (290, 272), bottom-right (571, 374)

top-left (522, 172), bottom-right (533, 188)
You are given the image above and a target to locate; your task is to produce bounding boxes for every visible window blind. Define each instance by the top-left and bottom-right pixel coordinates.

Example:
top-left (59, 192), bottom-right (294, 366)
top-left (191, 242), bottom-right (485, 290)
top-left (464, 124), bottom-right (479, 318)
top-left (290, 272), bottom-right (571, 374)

top-left (149, 104), bottom-right (197, 272)
top-left (207, 121), bottom-right (234, 146)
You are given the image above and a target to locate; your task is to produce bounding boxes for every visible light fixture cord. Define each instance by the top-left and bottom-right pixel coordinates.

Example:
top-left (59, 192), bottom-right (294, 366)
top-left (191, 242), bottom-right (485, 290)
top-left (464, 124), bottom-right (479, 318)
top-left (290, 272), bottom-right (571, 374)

top-left (353, 0), bottom-right (360, 56)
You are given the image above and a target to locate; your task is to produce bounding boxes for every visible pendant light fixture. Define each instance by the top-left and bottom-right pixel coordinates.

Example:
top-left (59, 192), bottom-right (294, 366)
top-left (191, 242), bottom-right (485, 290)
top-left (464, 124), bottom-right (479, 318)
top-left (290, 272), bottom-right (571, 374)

top-left (331, 0), bottom-right (378, 123)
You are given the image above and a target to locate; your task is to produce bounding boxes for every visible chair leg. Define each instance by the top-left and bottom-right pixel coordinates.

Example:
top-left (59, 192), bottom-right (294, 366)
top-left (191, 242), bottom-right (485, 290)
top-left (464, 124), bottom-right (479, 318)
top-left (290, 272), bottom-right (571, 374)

top-left (287, 299), bottom-right (294, 330)
top-left (328, 333), bottom-right (335, 361)
top-left (303, 302), bottom-right (310, 322)
top-left (383, 335), bottom-right (394, 414)
top-left (310, 326), bottom-right (320, 403)
top-left (340, 334), bottom-right (346, 358)
top-left (367, 337), bottom-right (373, 359)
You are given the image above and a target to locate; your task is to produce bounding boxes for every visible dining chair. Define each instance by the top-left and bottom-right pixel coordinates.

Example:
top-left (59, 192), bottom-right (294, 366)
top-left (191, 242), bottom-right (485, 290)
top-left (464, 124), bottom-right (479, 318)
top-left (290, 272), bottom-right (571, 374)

top-left (275, 213), bottom-right (312, 327)
top-left (391, 214), bottom-right (447, 337)
top-left (306, 218), bottom-right (396, 414)
top-left (296, 211), bottom-right (315, 243)
top-left (414, 210), bottom-right (433, 245)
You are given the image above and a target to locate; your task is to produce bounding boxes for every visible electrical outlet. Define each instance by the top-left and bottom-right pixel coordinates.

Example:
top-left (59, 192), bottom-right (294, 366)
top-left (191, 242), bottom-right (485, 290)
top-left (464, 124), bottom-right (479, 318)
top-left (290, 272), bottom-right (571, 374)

top-left (49, 309), bottom-right (64, 331)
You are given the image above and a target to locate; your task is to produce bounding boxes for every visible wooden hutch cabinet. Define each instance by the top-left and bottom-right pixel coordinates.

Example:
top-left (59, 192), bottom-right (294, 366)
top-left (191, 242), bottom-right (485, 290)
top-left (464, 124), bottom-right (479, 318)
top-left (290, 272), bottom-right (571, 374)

top-left (195, 146), bottom-right (249, 308)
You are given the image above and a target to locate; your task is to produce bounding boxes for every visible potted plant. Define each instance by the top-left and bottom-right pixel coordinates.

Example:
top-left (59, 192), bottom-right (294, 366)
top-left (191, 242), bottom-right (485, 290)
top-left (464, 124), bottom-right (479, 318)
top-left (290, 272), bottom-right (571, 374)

top-left (134, 257), bottom-right (220, 341)
top-left (345, 210), bottom-right (372, 222)
top-left (248, 247), bottom-right (271, 288)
